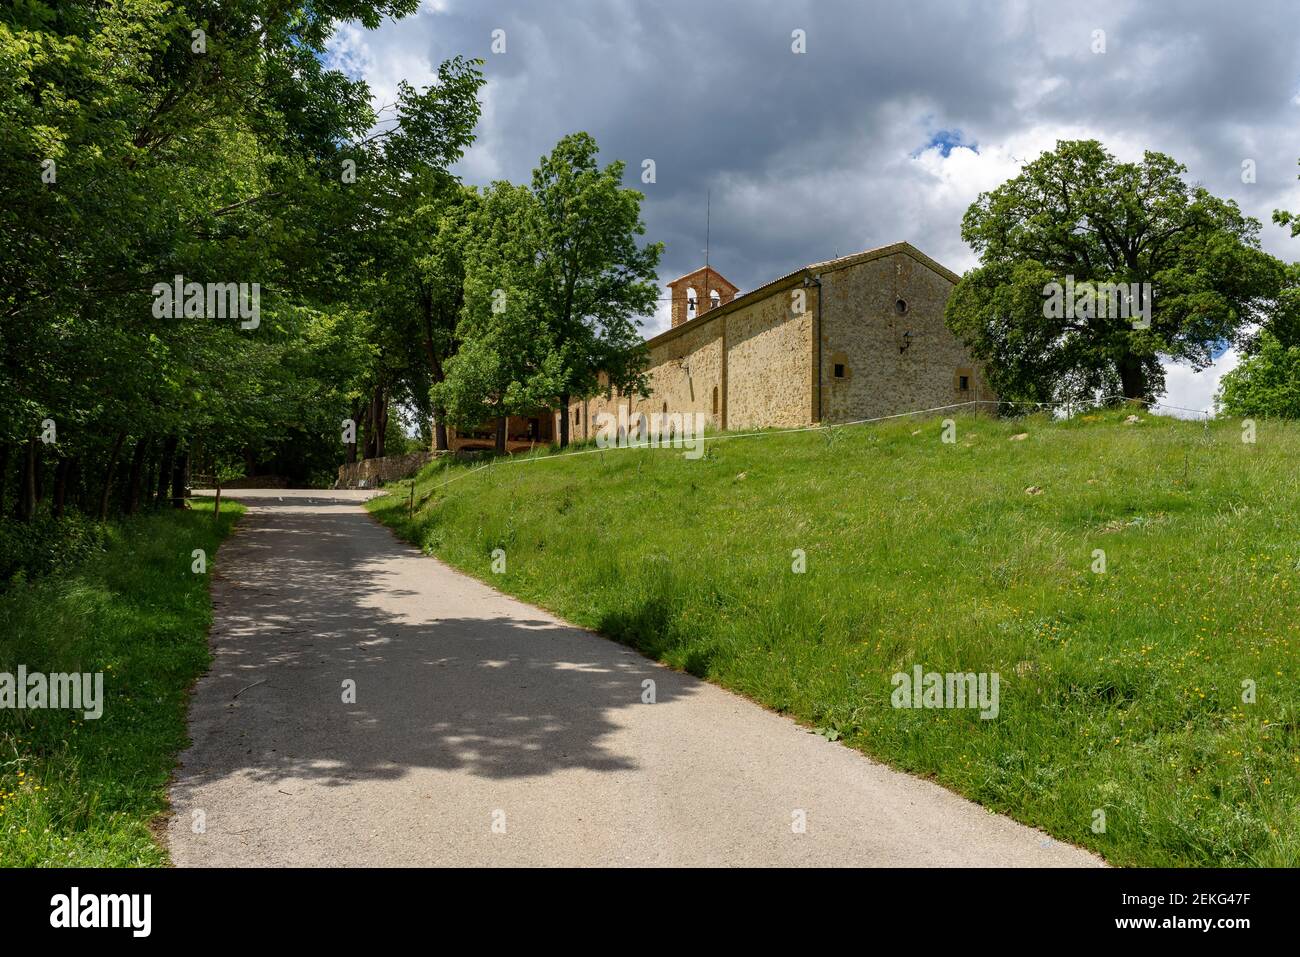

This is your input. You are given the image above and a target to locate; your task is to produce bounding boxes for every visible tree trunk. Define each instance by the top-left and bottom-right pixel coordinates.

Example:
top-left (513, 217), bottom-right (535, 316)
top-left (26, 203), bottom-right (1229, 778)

top-left (19, 437), bottom-right (37, 522)
top-left (52, 457), bottom-right (70, 518)
top-left (0, 443), bottom-right (9, 518)
top-left (1118, 353), bottom-right (1146, 401)
top-left (214, 475), bottom-right (221, 521)
top-left (558, 393), bottom-right (571, 448)
top-left (144, 455), bottom-right (156, 511)
top-left (347, 399), bottom-right (361, 464)
top-left (33, 441), bottom-right (44, 504)
top-left (494, 416), bottom-right (507, 454)
top-left (433, 410), bottom-right (449, 452)
top-left (66, 458), bottom-right (81, 514)
top-left (171, 444), bottom-right (189, 509)
top-left (124, 436), bottom-right (149, 515)
top-left (362, 393), bottom-right (377, 460)
top-left (97, 431), bottom-right (127, 522)
top-left (421, 288), bottom-right (452, 454)
top-left (156, 435), bottom-right (178, 507)
top-left (372, 386), bottom-right (387, 459)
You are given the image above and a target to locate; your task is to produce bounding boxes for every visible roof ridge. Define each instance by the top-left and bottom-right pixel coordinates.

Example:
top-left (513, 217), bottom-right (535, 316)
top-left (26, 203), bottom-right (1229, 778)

top-left (646, 241), bottom-right (959, 347)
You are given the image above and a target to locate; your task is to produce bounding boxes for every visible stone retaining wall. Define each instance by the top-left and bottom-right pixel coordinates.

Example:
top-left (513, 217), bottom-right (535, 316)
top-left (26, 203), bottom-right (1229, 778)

top-left (335, 450), bottom-right (435, 489)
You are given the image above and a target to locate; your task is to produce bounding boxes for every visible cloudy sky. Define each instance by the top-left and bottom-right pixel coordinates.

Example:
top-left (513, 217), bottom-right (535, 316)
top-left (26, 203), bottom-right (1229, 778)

top-left (328, 0), bottom-right (1300, 414)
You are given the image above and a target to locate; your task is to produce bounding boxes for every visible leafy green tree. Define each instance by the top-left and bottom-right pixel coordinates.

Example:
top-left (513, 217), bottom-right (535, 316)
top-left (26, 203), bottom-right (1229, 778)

top-left (416, 187), bottom-right (481, 450)
top-left (530, 133), bottom-right (662, 446)
top-left (349, 61), bottom-right (484, 456)
top-left (946, 140), bottom-right (1284, 404)
top-left (435, 183), bottom-right (563, 451)
top-left (0, 0), bottom-right (462, 530)
top-left (1218, 332), bottom-right (1300, 418)
top-left (1273, 157), bottom-right (1300, 241)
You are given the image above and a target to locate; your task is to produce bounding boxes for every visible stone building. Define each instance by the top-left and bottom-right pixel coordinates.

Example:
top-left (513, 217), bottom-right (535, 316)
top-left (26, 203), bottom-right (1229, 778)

top-left (558, 241), bottom-right (993, 441)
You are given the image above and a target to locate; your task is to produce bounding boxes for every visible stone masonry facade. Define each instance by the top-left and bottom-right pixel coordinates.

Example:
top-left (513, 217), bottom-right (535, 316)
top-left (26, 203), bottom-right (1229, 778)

top-left (336, 450), bottom-right (436, 488)
top-left (557, 242), bottom-right (993, 440)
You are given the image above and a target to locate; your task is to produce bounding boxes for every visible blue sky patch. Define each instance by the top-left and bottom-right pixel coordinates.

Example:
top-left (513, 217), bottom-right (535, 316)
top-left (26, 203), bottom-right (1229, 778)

top-left (917, 129), bottom-right (976, 158)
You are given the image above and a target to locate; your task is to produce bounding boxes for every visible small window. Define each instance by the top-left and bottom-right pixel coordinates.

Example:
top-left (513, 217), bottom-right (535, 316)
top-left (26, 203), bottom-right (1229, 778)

top-left (662, 402), bottom-right (668, 415)
top-left (895, 298), bottom-right (908, 315)
top-left (829, 351), bottom-right (850, 381)
top-left (959, 375), bottom-right (970, 392)
top-left (712, 386), bottom-right (719, 415)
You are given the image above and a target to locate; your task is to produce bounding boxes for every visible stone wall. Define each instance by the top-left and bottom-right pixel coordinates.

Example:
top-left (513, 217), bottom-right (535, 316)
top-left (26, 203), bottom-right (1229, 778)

top-left (820, 249), bottom-right (994, 423)
top-left (335, 450), bottom-right (435, 488)
top-left (643, 317), bottom-right (727, 428)
top-left (723, 280), bottom-right (815, 429)
top-left (561, 243), bottom-right (992, 437)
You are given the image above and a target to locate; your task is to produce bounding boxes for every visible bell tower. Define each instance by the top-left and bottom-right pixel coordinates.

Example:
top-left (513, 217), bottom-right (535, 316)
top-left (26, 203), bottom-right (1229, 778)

top-left (665, 266), bottom-right (739, 328)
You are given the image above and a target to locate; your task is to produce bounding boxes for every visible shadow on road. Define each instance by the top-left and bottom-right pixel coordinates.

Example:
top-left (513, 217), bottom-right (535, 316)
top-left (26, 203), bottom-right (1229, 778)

top-left (178, 497), bottom-right (697, 791)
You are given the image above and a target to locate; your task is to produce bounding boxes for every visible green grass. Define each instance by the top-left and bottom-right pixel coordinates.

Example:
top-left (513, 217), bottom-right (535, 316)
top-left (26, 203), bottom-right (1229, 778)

top-left (0, 499), bottom-right (243, 866)
top-left (370, 408), bottom-right (1300, 867)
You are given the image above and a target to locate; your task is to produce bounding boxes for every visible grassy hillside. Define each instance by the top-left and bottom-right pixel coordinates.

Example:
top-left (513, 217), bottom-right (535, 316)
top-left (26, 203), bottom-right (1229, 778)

top-left (0, 500), bottom-right (243, 866)
top-left (370, 409), bottom-right (1299, 867)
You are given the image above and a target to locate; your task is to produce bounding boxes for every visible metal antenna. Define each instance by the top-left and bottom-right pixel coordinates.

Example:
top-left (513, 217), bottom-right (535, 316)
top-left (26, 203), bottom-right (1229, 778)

top-left (704, 190), bottom-right (711, 271)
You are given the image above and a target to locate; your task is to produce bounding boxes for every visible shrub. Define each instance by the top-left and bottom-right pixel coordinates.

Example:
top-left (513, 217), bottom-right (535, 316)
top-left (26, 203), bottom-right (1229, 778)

top-left (0, 512), bottom-right (109, 586)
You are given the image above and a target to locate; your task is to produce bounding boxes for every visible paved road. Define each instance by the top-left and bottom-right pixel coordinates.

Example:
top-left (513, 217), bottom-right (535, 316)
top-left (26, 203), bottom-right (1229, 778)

top-left (167, 488), bottom-right (1104, 867)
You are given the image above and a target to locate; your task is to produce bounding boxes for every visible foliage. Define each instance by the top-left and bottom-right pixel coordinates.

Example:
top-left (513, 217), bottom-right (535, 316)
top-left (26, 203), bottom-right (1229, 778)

top-left (0, 512), bottom-right (108, 585)
top-left (0, 498), bottom-right (243, 865)
top-left (947, 139), bottom-right (1284, 403)
top-left (530, 133), bottom-right (662, 444)
top-left (0, 0), bottom-right (480, 512)
top-left (1218, 332), bottom-right (1300, 418)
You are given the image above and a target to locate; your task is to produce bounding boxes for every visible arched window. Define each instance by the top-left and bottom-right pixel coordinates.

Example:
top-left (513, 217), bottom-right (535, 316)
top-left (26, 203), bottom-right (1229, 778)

top-left (712, 386), bottom-right (719, 416)
top-left (709, 289), bottom-right (721, 310)
top-left (686, 287), bottom-right (698, 318)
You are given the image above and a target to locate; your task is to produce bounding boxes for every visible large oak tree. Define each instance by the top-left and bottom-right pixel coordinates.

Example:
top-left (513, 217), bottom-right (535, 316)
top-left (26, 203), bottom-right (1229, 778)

top-left (946, 140), bottom-right (1284, 404)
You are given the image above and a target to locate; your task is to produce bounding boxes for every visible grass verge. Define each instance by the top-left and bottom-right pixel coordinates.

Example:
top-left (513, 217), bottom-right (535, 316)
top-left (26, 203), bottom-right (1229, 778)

top-left (0, 499), bottom-right (243, 866)
top-left (370, 409), bottom-right (1300, 867)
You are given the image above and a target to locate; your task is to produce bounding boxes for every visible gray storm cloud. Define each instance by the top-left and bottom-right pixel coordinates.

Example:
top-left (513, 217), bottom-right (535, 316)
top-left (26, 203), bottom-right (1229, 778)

top-left (331, 0), bottom-right (1300, 406)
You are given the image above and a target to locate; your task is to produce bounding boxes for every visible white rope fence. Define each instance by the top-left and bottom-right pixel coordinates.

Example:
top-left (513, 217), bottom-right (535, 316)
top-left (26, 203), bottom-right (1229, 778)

top-left (408, 392), bottom-right (1219, 499)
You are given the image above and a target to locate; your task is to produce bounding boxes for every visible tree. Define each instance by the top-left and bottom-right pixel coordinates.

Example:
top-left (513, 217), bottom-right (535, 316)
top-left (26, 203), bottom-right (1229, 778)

top-left (1218, 332), bottom-right (1300, 418)
top-left (1273, 157), bottom-right (1300, 241)
top-left (0, 0), bottom-right (462, 534)
top-left (351, 61), bottom-right (484, 455)
top-left (1213, 254), bottom-right (1300, 419)
top-left (416, 187), bottom-right (481, 450)
top-left (529, 133), bottom-right (661, 446)
top-left (434, 183), bottom-right (562, 450)
top-left (946, 140), bottom-right (1284, 404)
